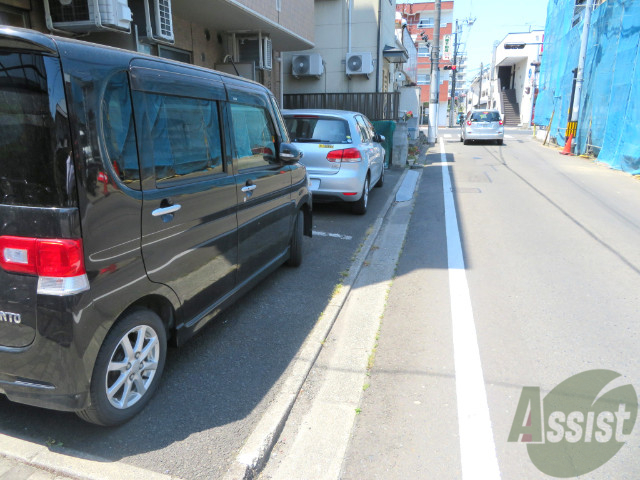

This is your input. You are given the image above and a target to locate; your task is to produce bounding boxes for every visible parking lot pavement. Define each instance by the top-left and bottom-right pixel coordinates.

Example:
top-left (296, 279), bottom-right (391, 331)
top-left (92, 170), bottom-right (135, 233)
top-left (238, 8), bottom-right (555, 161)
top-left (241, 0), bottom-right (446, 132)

top-left (0, 166), bottom-right (408, 480)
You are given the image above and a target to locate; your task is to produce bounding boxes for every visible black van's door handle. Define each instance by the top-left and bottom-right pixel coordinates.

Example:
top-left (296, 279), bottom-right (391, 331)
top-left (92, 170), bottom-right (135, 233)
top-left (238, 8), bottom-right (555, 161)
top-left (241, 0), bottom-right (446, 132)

top-left (241, 185), bottom-right (257, 193)
top-left (152, 204), bottom-right (182, 216)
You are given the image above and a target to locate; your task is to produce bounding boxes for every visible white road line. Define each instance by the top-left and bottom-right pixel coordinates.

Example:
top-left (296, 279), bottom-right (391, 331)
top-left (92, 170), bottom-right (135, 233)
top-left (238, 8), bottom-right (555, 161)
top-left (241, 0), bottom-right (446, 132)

top-left (440, 137), bottom-right (501, 479)
top-left (444, 133), bottom-right (452, 138)
top-left (505, 134), bottom-right (514, 139)
top-left (312, 230), bottom-right (353, 241)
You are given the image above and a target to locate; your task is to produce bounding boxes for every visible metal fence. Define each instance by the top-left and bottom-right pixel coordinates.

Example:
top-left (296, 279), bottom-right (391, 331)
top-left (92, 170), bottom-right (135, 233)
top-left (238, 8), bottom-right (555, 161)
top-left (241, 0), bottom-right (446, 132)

top-left (283, 92), bottom-right (400, 121)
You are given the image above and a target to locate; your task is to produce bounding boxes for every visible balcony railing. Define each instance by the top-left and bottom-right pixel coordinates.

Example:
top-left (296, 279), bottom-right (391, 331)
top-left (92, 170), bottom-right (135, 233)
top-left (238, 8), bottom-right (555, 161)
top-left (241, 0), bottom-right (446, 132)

top-left (283, 92), bottom-right (401, 121)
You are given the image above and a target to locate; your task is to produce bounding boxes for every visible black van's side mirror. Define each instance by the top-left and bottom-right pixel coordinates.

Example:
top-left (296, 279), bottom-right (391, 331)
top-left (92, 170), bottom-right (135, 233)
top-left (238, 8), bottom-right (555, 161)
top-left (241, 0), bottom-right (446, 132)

top-left (279, 143), bottom-right (304, 163)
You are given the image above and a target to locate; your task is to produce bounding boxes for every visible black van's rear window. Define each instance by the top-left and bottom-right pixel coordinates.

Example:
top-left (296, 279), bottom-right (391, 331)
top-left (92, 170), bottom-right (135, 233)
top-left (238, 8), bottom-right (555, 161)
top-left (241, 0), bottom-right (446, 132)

top-left (0, 52), bottom-right (75, 207)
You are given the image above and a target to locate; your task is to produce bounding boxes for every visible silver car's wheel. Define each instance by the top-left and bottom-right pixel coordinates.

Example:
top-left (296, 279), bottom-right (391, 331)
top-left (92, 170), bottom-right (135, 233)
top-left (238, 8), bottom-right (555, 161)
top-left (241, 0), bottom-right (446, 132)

top-left (352, 175), bottom-right (369, 215)
top-left (375, 166), bottom-right (384, 188)
top-left (76, 310), bottom-right (167, 426)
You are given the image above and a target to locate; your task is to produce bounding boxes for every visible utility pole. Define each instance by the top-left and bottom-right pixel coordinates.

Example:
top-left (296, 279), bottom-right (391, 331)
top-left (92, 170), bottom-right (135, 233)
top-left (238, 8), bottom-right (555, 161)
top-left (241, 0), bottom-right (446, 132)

top-left (448, 19), bottom-right (459, 127)
top-left (428, 0), bottom-right (441, 144)
top-left (488, 41), bottom-right (498, 109)
top-left (477, 62), bottom-right (483, 108)
top-left (569, 0), bottom-right (594, 152)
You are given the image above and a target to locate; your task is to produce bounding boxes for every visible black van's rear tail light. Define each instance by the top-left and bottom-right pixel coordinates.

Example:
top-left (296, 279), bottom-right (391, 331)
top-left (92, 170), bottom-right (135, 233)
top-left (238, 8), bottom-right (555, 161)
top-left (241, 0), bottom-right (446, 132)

top-left (0, 236), bottom-right (89, 296)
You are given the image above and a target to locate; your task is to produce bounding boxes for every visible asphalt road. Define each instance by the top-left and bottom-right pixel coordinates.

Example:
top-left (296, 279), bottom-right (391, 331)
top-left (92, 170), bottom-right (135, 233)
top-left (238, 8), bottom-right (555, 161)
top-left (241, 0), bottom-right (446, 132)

top-left (338, 128), bottom-right (640, 479)
top-left (0, 168), bottom-right (403, 480)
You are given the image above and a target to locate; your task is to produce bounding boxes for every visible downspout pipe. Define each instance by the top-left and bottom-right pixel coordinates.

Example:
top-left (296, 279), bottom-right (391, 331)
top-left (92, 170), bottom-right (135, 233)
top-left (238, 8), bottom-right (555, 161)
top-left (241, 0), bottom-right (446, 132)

top-left (348, 0), bottom-right (352, 54)
top-left (376, 0), bottom-right (382, 92)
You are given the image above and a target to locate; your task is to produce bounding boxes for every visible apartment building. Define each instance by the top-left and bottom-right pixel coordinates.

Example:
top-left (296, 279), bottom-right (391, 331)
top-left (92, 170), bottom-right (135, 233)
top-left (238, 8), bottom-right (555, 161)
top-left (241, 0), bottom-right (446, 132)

top-left (282, 0), bottom-right (402, 96)
top-left (0, 0), bottom-right (314, 100)
top-left (397, 0), bottom-right (454, 126)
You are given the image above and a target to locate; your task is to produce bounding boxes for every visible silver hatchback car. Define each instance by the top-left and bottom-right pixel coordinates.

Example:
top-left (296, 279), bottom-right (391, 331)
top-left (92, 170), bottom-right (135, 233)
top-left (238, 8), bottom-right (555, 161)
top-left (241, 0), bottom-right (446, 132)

top-left (460, 109), bottom-right (504, 145)
top-left (283, 109), bottom-right (385, 214)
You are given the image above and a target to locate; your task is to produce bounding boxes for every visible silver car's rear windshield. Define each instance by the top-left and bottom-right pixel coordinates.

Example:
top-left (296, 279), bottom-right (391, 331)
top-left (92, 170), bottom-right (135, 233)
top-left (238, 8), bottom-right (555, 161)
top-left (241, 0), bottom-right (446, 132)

top-left (471, 111), bottom-right (501, 122)
top-left (285, 116), bottom-right (351, 144)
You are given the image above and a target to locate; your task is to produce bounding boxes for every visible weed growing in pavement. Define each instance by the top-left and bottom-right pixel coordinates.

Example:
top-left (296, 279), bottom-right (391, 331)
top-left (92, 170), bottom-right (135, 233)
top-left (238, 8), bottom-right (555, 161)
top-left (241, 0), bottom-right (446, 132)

top-left (363, 383), bottom-right (370, 391)
top-left (45, 437), bottom-right (64, 448)
top-left (355, 408), bottom-right (362, 414)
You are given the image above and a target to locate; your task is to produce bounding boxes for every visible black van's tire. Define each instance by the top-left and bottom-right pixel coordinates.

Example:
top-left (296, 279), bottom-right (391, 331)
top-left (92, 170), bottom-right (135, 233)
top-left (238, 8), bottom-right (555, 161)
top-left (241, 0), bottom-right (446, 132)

top-left (286, 210), bottom-right (304, 267)
top-left (352, 175), bottom-right (370, 215)
top-left (76, 310), bottom-right (167, 426)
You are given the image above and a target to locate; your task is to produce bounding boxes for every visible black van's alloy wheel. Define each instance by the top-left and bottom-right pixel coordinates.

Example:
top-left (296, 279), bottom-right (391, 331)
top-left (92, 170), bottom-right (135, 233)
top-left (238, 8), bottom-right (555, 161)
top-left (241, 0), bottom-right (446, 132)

top-left (77, 310), bottom-right (167, 426)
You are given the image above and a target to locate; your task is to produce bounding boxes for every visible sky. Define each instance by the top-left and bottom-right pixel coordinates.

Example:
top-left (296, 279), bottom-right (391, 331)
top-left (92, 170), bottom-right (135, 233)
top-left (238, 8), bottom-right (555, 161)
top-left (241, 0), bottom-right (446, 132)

top-left (397, 0), bottom-right (549, 77)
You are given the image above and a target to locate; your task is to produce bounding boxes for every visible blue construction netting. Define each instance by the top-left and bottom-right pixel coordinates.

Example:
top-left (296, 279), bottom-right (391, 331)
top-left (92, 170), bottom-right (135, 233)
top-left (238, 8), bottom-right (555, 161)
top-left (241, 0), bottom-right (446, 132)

top-left (535, 0), bottom-right (640, 174)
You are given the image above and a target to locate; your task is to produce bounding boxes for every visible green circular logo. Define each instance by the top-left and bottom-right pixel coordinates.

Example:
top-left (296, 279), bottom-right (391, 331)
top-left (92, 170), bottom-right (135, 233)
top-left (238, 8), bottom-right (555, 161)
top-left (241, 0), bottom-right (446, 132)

top-left (526, 370), bottom-right (637, 477)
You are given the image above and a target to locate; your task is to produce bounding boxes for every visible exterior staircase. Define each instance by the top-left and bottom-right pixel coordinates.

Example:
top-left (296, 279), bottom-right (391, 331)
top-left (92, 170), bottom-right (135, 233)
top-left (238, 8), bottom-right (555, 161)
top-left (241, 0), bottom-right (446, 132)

top-left (501, 89), bottom-right (520, 126)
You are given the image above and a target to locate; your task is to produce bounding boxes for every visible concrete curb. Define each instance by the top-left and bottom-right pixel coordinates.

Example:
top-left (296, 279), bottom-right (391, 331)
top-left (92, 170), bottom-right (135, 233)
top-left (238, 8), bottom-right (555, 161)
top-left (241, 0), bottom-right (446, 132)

top-left (0, 434), bottom-right (181, 480)
top-left (223, 167), bottom-right (414, 480)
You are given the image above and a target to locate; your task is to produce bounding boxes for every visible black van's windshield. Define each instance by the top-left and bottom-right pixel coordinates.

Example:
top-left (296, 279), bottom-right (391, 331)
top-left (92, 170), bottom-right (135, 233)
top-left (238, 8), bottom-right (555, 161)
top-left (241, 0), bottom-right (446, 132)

top-left (0, 52), bottom-right (75, 207)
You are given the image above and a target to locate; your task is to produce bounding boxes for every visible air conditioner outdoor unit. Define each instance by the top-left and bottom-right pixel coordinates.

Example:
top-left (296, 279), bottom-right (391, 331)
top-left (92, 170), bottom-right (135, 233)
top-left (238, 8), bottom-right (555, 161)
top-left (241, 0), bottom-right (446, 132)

top-left (136, 0), bottom-right (174, 43)
top-left (346, 52), bottom-right (374, 77)
top-left (262, 37), bottom-right (273, 70)
top-left (292, 53), bottom-right (324, 78)
top-left (236, 35), bottom-right (272, 71)
top-left (44, 0), bottom-right (132, 33)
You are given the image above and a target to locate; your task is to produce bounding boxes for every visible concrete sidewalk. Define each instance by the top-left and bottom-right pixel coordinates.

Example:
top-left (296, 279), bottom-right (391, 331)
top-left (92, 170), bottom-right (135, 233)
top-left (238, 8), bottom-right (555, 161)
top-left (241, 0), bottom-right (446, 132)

top-left (0, 454), bottom-right (67, 480)
top-left (0, 433), bottom-right (180, 480)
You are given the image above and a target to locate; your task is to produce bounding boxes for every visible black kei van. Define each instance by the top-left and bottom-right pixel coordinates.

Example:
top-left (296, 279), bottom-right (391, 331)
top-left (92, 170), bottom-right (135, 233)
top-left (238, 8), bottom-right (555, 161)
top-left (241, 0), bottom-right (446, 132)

top-left (0, 27), bottom-right (312, 426)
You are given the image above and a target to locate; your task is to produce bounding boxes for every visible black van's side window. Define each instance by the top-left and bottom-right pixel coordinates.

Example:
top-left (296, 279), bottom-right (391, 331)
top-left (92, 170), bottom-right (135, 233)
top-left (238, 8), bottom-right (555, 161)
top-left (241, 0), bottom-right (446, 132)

top-left (134, 92), bottom-right (223, 184)
top-left (269, 96), bottom-right (290, 143)
top-left (103, 72), bottom-right (140, 186)
top-left (229, 103), bottom-right (277, 170)
top-left (0, 53), bottom-right (74, 207)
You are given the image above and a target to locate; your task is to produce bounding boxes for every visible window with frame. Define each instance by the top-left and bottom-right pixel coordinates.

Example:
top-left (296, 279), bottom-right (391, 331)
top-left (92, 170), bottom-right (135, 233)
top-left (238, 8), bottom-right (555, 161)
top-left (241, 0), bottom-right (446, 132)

top-left (417, 18), bottom-right (434, 29)
top-left (418, 45), bottom-right (430, 57)
top-left (230, 103), bottom-right (277, 170)
top-left (133, 92), bottom-right (224, 184)
top-left (103, 72), bottom-right (140, 186)
top-left (0, 4), bottom-right (30, 28)
top-left (355, 116), bottom-right (372, 143)
top-left (417, 74), bottom-right (429, 85)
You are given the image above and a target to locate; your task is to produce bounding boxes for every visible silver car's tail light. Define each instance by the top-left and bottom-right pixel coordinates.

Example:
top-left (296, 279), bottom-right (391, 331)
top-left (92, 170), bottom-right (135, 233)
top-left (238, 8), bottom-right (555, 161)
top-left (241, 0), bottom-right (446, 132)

top-left (326, 148), bottom-right (362, 163)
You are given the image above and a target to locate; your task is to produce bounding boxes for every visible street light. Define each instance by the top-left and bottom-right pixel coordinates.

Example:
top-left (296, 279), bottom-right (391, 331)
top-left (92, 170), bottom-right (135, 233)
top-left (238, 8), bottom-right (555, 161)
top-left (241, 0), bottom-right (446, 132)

top-left (448, 17), bottom-right (475, 127)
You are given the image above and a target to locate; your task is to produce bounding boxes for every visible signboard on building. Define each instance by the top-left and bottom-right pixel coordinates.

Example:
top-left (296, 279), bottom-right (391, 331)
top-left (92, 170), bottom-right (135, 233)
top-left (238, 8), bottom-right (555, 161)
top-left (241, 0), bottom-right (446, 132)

top-left (443, 34), bottom-right (452, 60)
